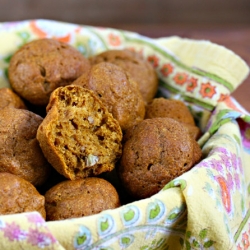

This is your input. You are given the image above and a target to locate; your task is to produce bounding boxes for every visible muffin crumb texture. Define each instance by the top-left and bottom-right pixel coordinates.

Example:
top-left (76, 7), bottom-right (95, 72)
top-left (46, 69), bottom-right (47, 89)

top-left (37, 85), bottom-right (123, 180)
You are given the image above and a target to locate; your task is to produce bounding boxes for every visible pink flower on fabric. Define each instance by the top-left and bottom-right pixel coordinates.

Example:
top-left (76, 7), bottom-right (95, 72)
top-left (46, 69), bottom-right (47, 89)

top-left (199, 160), bottom-right (210, 168)
top-left (26, 213), bottom-right (45, 225)
top-left (226, 172), bottom-right (234, 191)
top-left (230, 152), bottom-right (238, 170)
top-left (238, 157), bottom-right (243, 174)
top-left (217, 147), bottom-right (228, 155)
top-left (210, 158), bottom-right (223, 173)
top-left (219, 153), bottom-right (231, 169)
top-left (234, 173), bottom-right (241, 189)
top-left (209, 146), bottom-right (228, 158)
top-left (2, 222), bottom-right (27, 241)
top-left (27, 228), bottom-right (56, 247)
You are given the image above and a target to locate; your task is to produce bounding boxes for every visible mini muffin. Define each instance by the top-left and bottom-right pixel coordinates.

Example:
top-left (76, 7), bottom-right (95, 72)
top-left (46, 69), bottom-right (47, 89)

top-left (145, 98), bottom-right (202, 140)
top-left (89, 49), bottom-right (158, 103)
top-left (145, 98), bottom-right (195, 125)
top-left (192, 138), bottom-right (203, 165)
top-left (45, 177), bottom-right (120, 221)
top-left (0, 107), bottom-right (51, 186)
top-left (37, 85), bottom-right (123, 180)
top-left (118, 117), bottom-right (202, 199)
top-left (0, 87), bottom-right (27, 109)
top-left (184, 123), bottom-right (202, 141)
top-left (0, 172), bottom-right (46, 219)
top-left (73, 62), bottom-right (145, 131)
top-left (8, 38), bottom-right (91, 106)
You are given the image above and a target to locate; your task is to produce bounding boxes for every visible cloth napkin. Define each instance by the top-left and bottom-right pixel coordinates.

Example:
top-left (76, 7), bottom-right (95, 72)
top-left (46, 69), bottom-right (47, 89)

top-left (0, 19), bottom-right (249, 250)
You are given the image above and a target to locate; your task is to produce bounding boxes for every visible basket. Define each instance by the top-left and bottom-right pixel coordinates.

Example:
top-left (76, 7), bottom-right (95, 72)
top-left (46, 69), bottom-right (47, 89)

top-left (0, 19), bottom-right (250, 250)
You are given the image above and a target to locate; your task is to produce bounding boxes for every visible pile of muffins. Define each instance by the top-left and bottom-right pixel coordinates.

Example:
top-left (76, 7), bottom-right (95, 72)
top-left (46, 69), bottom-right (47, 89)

top-left (0, 38), bottom-right (202, 221)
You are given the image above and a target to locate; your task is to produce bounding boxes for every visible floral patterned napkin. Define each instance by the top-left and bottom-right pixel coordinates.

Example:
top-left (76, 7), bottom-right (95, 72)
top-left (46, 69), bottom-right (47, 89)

top-left (0, 19), bottom-right (249, 250)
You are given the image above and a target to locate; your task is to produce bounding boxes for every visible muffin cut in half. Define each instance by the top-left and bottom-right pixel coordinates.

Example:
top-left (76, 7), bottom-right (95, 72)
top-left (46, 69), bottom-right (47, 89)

top-left (37, 85), bottom-right (123, 180)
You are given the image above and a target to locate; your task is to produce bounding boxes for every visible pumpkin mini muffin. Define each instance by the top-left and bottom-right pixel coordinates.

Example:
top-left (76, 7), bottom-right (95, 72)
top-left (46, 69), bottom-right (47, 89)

top-left (145, 98), bottom-right (195, 125)
top-left (184, 123), bottom-right (202, 141)
top-left (37, 85), bottom-right (123, 180)
top-left (8, 38), bottom-right (91, 106)
top-left (118, 117), bottom-right (202, 199)
top-left (73, 62), bottom-right (145, 131)
top-left (89, 49), bottom-right (158, 103)
top-left (0, 172), bottom-right (46, 219)
top-left (145, 97), bottom-right (202, 140)
top-left (0, 107), bottom-right (51, 186)
top-left (0, 88), bottom-right (27, 109)
top-left (45, 177), bottom-right (120, 221)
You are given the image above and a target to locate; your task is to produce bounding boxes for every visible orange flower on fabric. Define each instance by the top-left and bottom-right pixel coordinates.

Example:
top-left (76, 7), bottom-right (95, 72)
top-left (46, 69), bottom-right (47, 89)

top-left (147, 55), bottom-right (159, 68)
top-left (127, 47), bottom-right (144, 57)
top-left (237, 244), bottom-right (243, 250)
top-left (108, 33), bottom-right (121, 46)
top-left (186, 77), bottom-right (198, 92)
top-left (218, 93), bottom-right (229, 102)
top-left (242, 232), bottom-right (250, 250)
top-left (160, 63), bottom-right (174, 76)
top-left (127, 47), bottom-right (138, 54)
top-left (222, 95), bottom-right (244, 113)
top-left (199, 82), bottom-right (216, 98)
top-left (173, 72), bottom-right (188, 85)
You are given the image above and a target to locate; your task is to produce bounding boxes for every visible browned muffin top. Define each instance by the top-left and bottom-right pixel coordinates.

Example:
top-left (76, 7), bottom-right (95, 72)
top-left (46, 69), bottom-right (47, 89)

top-left (183, 123), bottom-right (202, 141)
top-left (0, 107), bottom-right (51, 186)
top-left (0, 88), bottom-right (27, 110)
top-left (89, 49), bottom-right (158, 103)
top-left (73, 62), bottom-right (145, 131)
top-left (37, 85), bottom-right (123, 180)
top-left (118, 117), bottom-right (201, 199)
top-left (0, 172), bottom-right (46, 219)
top-left (8, 38), bottom-right (91, 106)
top-left (145, 98), bottom-right (195, 126)
top-left (45, 177), bottom-right (120, 221)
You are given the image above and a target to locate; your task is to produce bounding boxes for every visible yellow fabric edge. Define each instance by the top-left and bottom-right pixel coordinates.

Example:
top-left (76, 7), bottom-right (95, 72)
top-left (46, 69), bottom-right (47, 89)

top-left (156, 36), bottom-right (250, 90)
